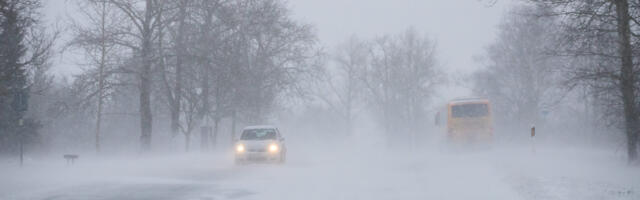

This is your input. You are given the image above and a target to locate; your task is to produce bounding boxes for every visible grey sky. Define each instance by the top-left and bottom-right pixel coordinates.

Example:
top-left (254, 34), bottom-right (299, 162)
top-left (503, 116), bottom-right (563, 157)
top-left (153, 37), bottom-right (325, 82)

top-left (286, 0), bottom-right (511, 100)
top-left (287, 0), bottom-right (510, 70)
top-left (44, 0), bottom-right (511, 96)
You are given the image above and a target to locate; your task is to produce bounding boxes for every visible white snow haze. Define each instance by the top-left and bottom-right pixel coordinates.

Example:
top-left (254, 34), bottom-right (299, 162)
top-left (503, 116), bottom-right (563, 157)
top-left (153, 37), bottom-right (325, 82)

top-left (1, 0), bottom-right (639, 200)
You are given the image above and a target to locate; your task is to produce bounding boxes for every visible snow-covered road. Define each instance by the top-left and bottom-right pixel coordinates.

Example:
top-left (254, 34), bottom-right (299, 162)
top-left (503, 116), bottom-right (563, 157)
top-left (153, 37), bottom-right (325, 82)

top-left (1, 145), bottom-right (639, 200)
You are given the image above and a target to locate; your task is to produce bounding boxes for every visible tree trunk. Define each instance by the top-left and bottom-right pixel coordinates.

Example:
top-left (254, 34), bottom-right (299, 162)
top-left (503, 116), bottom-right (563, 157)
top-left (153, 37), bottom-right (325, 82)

top-left (139, 63), bottom-right (152, 151)
top-left (171, 0), bottom-right (187, 139)
top-left (156, 3), bottom-right (174, 139)
top-left (185, 132), bottom-right (190, 152)
top-left (346, 79), bottom-right (353, 137)
top-left (95, 0), bottom-right (107, 153)
top-left (139, 0), bottom-right (154, 151)
top-left (614, 0), bottom-right (638, 163)
top-left (346, 108), bottom-right (352, 137)
top-left (201, 126), bottom-right (210, 151)
top-left (212, 117), bottom-right (219, 149)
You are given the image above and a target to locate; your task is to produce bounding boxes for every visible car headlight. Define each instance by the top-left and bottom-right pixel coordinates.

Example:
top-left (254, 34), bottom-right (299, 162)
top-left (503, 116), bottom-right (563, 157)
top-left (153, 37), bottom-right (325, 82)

top-left (236, 144), bottom-right (245, 153)
top-left (268, 143), bottom-right (279, 153)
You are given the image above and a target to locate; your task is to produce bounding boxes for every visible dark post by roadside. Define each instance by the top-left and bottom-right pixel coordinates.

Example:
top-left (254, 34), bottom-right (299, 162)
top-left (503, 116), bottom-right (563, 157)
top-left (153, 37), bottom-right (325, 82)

top-left (531, 126), bottom-right (535, 137)
top-left (531, 125), bottom-right (536, 153)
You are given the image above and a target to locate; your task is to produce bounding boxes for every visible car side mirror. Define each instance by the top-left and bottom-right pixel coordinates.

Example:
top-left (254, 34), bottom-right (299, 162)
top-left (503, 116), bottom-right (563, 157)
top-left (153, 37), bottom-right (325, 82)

top-left (280, 138), bottom-right (285, 142)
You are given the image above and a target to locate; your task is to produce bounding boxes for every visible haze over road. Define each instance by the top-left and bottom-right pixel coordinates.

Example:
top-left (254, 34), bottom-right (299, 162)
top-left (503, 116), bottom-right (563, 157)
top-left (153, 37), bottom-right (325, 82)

top-left (2, 144), bottom-right (638, 200)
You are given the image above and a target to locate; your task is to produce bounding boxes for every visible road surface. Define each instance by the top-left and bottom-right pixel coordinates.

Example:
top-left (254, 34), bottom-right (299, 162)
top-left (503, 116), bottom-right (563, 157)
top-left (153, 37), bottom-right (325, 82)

top-left (1, 145), bottom-right (639, 200)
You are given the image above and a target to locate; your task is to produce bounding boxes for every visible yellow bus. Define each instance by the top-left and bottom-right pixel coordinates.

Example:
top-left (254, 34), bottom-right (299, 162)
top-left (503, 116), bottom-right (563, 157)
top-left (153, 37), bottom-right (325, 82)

top-left (437, 98), bottom-right (493, 143)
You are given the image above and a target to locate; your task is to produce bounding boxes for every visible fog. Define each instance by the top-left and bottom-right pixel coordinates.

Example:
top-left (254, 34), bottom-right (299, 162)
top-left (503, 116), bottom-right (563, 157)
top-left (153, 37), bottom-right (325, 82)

top-left (3, 142), bottom-right (638, 199)
top-left (1, 0), bottom-right (640, 199)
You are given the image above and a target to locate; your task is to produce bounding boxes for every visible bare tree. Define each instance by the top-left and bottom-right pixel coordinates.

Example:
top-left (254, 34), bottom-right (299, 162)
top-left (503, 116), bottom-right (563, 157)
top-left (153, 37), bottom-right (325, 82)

top-left (68, 0), bottom-right (129, 153)
top-left (472, 5), bottom-right (566, 132)
top-left (152, 0), bottom-right (318, 149)
top-left (530, 0), bottom-right (640, 162)
top-left (178, 73), bottom-right (201, 152)
top-left (106, 0), bottom-right (162, 151)
top-left (156, 0), bottom-right (187, 139)
top-left (360, 29), bottom-right (441, 148)
top-left (197, 0), bottom-right (229, 148)
top-left (318, 36), bottom-right (368, 137)
top-left (233, 0), bottom-right (318, 124)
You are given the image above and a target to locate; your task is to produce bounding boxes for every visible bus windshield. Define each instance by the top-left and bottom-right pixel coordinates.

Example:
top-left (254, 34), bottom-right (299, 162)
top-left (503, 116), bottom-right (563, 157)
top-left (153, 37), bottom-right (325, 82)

top-left (451, 103), bottom-right (489, 118)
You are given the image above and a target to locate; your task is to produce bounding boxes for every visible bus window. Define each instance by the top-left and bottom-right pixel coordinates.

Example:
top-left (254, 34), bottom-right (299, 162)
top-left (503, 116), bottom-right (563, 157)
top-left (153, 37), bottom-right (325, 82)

top-left (451, 103), bottom-right (488, 118)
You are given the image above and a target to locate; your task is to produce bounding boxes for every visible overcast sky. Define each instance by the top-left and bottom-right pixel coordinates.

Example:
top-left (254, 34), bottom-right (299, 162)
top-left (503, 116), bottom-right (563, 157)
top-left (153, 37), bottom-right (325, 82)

top-left (285, 0), bottom-right (512, 100)
top-left (43, 0), bottom-right (512, 98)
top-left (287, 0), bottom-right (510, 71)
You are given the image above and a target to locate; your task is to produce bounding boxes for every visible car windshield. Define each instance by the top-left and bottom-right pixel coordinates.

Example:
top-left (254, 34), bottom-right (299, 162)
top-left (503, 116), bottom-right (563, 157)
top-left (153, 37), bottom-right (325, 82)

top-left (240, 129), bottom-right (277, 140)
top-left (451, 103), bottom-right (489, 118)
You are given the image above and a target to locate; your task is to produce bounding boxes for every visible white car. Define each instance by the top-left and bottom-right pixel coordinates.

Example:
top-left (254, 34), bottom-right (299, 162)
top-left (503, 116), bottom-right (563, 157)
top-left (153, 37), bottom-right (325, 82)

top-left (234, 125), bottom-right (287, 164)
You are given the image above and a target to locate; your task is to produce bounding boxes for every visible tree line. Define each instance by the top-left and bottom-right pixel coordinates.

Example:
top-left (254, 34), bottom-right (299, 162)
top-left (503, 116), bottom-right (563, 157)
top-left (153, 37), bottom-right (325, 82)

top-left (1, 0), bottom-right (320, 153)
top-left (67, 0), bottom-right (319, 152)
top-left (1, 0), bottom-right (442, 153)
top-left (318, 30), bottom-right (441, 149)
top-left (473, 1), bottom-right (640, 162)
top-left (0, 0), bottom-right (55, 154)
top-left (2, 0), bottom-right (639, 164)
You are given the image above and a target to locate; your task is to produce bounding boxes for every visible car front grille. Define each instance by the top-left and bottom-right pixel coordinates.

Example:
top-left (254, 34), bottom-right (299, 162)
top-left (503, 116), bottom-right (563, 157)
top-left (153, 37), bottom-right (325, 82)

top-left (248, 148), bottom-right (266, 152)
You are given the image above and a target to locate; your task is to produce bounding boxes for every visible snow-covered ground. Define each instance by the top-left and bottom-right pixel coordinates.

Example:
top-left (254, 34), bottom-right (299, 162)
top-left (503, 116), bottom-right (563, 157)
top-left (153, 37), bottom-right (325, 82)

top-left (1, 144), bottom-right (638, 200)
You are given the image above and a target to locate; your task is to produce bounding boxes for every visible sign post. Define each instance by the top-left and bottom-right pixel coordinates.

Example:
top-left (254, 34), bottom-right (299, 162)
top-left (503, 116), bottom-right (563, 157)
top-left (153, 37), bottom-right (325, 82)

top-left (530, 125), bottom-right (536, 154)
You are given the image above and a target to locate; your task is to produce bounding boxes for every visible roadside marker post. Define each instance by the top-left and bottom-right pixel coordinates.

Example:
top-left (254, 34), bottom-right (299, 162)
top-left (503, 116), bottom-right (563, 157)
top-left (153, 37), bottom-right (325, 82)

top-left (531, 125), bottom-right (536, 154)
